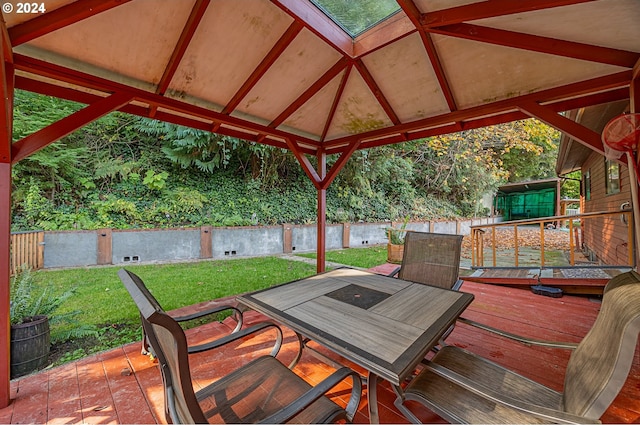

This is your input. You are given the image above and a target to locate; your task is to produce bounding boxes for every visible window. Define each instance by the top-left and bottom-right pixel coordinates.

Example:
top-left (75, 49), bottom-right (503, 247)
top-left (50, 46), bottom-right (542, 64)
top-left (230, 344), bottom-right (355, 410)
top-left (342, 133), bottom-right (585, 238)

top-left (309, 0), bottom-right (401, 38)
top-left (605, 160), bottom-right (620, 194)
top-left (583, 169), bottom-right (591, 201)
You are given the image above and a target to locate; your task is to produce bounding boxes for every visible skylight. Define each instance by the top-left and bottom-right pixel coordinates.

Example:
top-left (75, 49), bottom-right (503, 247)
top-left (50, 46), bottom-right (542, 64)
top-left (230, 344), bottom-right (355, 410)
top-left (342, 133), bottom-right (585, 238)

top-left (309, 0), bottom-right (402, 38)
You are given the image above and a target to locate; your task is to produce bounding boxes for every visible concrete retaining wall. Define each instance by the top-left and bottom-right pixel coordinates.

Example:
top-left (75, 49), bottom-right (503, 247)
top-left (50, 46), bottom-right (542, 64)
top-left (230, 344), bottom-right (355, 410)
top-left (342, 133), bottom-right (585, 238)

top-left (37, 217), bottom-right (501, 268)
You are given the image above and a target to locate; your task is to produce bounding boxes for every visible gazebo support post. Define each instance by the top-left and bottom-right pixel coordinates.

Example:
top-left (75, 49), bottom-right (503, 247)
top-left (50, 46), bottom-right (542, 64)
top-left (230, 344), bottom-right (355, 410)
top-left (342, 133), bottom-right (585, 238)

top-left (0, 23), bottom-right (13, 408)
top-left (317, 151), bottom-right (327, 273)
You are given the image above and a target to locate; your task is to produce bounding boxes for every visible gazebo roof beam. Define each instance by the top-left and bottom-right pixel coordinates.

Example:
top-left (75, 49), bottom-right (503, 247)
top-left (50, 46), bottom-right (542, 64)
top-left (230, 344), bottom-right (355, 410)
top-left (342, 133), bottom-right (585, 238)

top-left (423, 0), bottom-right (597, 28)
top-left (427, 23), bottom-right (640, 68)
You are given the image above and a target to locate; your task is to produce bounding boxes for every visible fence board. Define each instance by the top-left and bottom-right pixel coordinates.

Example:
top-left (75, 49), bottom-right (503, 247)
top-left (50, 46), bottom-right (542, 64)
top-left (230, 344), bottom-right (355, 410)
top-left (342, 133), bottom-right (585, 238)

top-left (10, 231), bottom-right (44, 275)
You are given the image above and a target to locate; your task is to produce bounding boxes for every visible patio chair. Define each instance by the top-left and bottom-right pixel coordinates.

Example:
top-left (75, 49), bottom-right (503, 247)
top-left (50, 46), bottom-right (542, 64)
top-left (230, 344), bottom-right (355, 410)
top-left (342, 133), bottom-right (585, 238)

top-left (394, 270), bottom-right (640, 424)
top-left (389, 231), bottom-right (464, 291)
top-left (119, 268), bottom-right (363, 424)
top-left (121, 269), bottom-right (278, 358)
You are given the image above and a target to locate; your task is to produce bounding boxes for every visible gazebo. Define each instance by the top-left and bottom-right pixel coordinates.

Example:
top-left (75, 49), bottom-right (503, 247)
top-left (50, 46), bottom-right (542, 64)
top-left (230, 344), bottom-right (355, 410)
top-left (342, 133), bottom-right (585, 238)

top-left (0, 0), bottom-right (638, 408)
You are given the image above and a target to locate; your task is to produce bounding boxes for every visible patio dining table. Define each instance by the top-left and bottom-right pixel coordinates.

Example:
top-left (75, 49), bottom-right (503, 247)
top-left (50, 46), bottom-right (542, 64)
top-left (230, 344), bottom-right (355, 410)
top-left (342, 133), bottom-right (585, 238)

top-left (237, 267), bottom-right (474, 423)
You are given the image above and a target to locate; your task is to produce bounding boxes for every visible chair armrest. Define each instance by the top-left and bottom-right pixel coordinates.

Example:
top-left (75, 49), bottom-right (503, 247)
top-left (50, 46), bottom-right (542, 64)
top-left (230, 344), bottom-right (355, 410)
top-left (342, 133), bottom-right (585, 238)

top-left (457, 317), bottom-right (579, 350)
top-left (425, 362), bottom-right (600, 424)
top-left (259, 367), bottom-right (363, 424)
top-left (172, 304), bottom-right (243, 333)
top-left (387, 266), bottom-right (400, 277)
top-left (188, 321), bottom-right (284, 358)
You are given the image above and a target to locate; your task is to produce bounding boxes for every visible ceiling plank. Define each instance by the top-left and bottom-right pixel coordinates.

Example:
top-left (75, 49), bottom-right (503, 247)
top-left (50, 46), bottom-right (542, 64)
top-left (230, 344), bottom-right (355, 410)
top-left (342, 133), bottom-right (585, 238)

top-left (156, 0), bottom-right (210, 96)
top-left (12, 92), bottom-right (134, 163)
top-left (321, 63), bottom-right (352, 141)
top-left (423, 0), bottom-right (596, 28)
top-left (354, 59), bottom-right (401, 125)
top-left (428, 23), bottom-right (639, 68)
top-left (14, 53), bottom-right (321, 148)
top-left (518, 101), bottom-right (605, 155)
top-left (325, 70), bottom-right (631, 147)
top-left (221, 20), bottom-right (304, 115)
top-left (269, 57), bottom-right (349, 128)
top-left (397, 0), bottom-right (457, 112)
top-left (9, 0), bottom-right (132, 46)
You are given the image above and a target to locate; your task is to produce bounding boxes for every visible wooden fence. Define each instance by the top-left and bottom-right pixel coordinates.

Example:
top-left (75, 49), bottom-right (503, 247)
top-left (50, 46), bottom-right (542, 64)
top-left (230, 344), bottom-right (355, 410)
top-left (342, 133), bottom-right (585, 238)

top-left (10, 231), bottom-right (44, 275)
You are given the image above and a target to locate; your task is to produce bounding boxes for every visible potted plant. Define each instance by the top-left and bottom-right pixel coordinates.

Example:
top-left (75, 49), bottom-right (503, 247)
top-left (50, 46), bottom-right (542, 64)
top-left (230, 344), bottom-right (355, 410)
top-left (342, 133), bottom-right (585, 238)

top-left (9, 267), bottom-right (89, 378)
top-left (386, 217), bottom-right (410, 264)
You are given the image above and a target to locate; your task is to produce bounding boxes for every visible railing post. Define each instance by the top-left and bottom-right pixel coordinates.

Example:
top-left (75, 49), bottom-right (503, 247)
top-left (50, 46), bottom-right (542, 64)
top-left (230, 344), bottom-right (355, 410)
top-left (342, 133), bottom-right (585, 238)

top-left (569, 219), bottom-right (575, 266)
top-left (539, 222), bottom-right (545, 267)
top-left (513, 225), bottom-right (519, 267)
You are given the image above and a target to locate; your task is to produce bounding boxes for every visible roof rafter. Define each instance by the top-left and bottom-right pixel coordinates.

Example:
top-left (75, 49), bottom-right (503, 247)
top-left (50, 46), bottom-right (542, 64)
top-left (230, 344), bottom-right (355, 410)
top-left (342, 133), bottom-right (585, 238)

top-left (13, 53), bottom-right (322, 148)
top-left (354, 59), bottom-right (401, 125)
top-left (518, 101), bottom-right (606, 156)
top-left (321, 62), bottom-right (352, 141)
top-left (12, 91), bottom-right (134, 163)
top-left (423, 0), bottom-right (597, 28)
top-left (427, 23), bottom-right (639, 68)
top-left (8, 0), bottom-right (132, 46)
top-left (155, 0), bottom-right (210, 97)
top-left (325, 70), bottom-right (632, 147)
top-left (397, 0), bottom-right (457, 112)
top-left (221, 20), bottom-right (304, 115)
top-left (269, 57), bottom-right (349, 128)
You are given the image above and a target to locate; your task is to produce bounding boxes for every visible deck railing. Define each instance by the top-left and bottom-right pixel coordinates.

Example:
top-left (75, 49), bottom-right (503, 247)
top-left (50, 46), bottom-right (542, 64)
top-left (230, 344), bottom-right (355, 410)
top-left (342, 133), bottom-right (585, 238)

top-left (471, 210), bottom-right (634, 268)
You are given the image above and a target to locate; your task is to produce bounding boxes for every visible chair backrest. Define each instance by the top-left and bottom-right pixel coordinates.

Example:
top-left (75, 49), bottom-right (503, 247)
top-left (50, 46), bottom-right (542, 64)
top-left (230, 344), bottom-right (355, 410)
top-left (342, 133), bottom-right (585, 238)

top-left (398, 231), bottom-right (463, 289)
top-left (118, 269), bottom-right (207, 424)
top-left (563, 270), bottom-right (640, 419)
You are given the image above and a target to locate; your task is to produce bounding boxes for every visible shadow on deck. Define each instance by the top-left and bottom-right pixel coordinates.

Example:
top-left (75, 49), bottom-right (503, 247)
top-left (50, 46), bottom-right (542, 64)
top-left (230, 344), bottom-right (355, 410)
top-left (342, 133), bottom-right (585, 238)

top-left (1, 266), bottom-right (639, 424)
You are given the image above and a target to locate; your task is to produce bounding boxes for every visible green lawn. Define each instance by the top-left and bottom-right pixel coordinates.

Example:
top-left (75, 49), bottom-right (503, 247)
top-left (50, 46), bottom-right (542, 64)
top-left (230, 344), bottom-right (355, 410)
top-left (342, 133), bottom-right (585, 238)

top-left (296, 245), bottom-right (388, 269)
top-left (31, 256), bottom-right (320, 365)
top-left (30, 249), bottom-right (389, 366)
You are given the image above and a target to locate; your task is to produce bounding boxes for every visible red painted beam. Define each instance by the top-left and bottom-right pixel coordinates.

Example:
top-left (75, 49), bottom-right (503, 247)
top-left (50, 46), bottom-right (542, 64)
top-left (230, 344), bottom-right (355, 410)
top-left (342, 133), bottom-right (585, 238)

top-left (321, 141), bottom-right (361, 189)
top-left (0, 22), bottom-right (12, 408)
top-left (354, 59), bottom-right (401, 125)
top-left (8, 0), bottom-right (132, 46)
top-left (428, 23), bottom-right (639, 68)
top-left (271, 0), bottom-right (353, 57)
top-left (324, 70), bottom-right (631, 147)
top-left (423, 0), bottom-right (597, 28)
top-left (321, 63), bottom-right (351, 142)
top-left (518, 101), bottom-right (605, 155)
top-left (397, 0), bottom-right (457, 112)
top-left (12, 92), bottom-right (133, 163)
top-left (269, 57), bottom-right (349, 128)
top-left (156, 0), bottom-right (210, 96)
top-left (285, 138), bottom-right (322, 188)
top-left (14, 54), bottom-right (322, 148)
top-left (222, 20), bottom-right (303, 115)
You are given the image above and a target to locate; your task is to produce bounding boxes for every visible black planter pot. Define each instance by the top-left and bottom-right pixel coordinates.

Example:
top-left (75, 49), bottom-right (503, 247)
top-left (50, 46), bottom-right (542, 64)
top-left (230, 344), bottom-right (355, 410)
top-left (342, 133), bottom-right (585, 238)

top-left (10, 315), bottom-right (50, 379)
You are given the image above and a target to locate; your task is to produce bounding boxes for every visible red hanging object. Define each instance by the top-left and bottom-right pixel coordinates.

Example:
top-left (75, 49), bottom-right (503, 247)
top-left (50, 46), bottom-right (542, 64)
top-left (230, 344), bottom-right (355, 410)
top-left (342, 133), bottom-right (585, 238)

top-left (602, 113), bottom-right (640, 152)
top-left (602, 113), bottom-right (640, 184)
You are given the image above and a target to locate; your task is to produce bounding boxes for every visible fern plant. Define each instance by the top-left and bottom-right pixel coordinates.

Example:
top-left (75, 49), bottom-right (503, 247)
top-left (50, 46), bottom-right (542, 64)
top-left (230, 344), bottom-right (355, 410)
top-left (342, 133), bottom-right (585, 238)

top-left (10, 267), bottom-right (97, 342)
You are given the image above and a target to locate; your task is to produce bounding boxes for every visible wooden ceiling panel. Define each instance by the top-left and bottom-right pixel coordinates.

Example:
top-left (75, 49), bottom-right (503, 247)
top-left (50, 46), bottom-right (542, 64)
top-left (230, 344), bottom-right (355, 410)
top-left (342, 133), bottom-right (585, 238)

top-left (361, 32), bottom-right (451, 122)
top-left (474, 0), bottom-right (640, 53)
top-left (280, 72), bottom-right (344, 140)
top-left (166, 0), bottom-right (293, 109)
top-left (15, 0), bottom-right (194, 86)
top-left (325, 70), bottom-right (393, 141)
top-left (435, 35), bottom-right (627, 110)
top-left (233, 28), bottom-right (343, 122)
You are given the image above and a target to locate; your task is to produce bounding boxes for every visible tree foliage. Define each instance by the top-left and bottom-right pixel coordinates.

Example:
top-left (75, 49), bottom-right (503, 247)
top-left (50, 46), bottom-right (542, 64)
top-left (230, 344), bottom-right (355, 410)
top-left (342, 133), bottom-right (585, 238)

top-left (10, 90), bottom-right (561, 231)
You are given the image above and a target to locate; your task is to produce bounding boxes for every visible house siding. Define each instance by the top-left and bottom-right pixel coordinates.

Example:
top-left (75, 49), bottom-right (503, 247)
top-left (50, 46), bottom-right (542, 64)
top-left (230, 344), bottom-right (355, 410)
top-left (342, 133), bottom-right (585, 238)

top-left (581, 152), bottom-right (632, 266)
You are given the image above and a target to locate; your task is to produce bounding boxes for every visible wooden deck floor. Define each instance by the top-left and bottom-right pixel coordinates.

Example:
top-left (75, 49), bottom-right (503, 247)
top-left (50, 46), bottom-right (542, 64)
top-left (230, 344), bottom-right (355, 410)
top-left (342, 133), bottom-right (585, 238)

top-left (1, 265), bottom-right (639, 424)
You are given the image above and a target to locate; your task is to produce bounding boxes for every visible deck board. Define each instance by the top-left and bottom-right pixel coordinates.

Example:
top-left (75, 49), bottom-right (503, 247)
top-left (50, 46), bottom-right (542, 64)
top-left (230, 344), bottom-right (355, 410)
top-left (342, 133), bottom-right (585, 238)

top-left (1, 270), bottom-right (639, 424)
